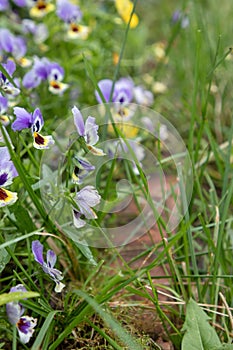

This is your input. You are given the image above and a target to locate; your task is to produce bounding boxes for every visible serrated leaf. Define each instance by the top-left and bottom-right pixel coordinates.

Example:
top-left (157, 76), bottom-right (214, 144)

top-left (0, 291), bottom-right (39, 306)
top-left (181, 299), bottom-right (221, 350)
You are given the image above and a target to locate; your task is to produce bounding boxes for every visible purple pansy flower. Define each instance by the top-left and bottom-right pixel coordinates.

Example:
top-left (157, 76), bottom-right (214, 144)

top-left (56, 0), bottom-right (89, 40)
top-left (0, 59), bottom-right (20, 96)
top-left (6, 284), bottom-right (37, 344)
top-left (0, 29), bottom-right (28, 65)
top-left (32, 240), bottom-right (65, 293)
top-left (0, 93), bottom-right (10, 125)
top-left (56, 0), bottom-right (82, 23)
top-left (23, 57), bottom-right (68, 94)
top-left (95, 77), bottom-right (134, 105)
top-left (72, 156), bottom-right (95, 184)
top-left (11, 107), bottom-right (54, 150)
top-left (73, 185), bottom-right (101, 228)
top-left (0, 146), bottom-right (18, 207)
top-left (72, 106), bottom-right (105, 156)
top-left (22, 19), bottom-right (48, 44)
top-left (133, 85), bottom-right (154, 106)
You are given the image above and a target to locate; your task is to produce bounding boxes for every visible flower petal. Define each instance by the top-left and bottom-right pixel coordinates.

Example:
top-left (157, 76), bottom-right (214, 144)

top-left (46, 249), bottom-right (56, 268)
top-left (17, 316), bottom-right (37, 344)
top-left (31, 108), bottom-right (44, 133)
top-left (49, 81), bottom-right (69, 95)
top-left (73, 208), bottom-right (86, 228)
top-left (33, 132), bottom-right (54, 150)
top-left (12, 107), bottom-right (32, 131)
top-left (54, 281), bottom-right (66, 293)
top-left (0, 188), bottom-right (18, 207)
top-left (72, 106), bottom-right (85, 136)
top-left (84, 116), bottom-right (99, 146)
top-left (95, 79), bottom-right (113, 103)
top-left (32, 240), bottom-right (44, 265)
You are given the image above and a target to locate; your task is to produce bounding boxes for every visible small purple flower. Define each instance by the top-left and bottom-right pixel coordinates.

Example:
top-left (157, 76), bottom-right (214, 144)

top-left (73, 185), bottom-right (101, 228)
top-left (12, 107), bottom-right (54, 149)
top-left (6, 284), bottom-right (37, 344)
top-left (56, 0), bottom-right (82, 23)
top-left (72, 157), bottom-right (95, 184)
top-left (134, 85), bottom-right (154, 106)
top-left (23, 57), bottom-right (68, 94)
top-left (171, 10), bottom-right (189, 29)
top-left (32, 240), bottom-right (65, 293)
top-left (0, 146), bottom-right (18, 207)
top-left (0, 94), bottom-right (10, 126)
top-left (0, 59), bottom-right (20, 96)
top-left (95, 77), bottom-right (134, 105)
top-left (22, 19), bottom-right (48, 44)
top-left (72, 106), bottom-right (105, 156)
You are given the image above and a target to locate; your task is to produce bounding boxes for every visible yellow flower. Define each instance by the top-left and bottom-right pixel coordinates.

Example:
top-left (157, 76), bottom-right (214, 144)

top-left (115, 0), bottom-right (139, 28)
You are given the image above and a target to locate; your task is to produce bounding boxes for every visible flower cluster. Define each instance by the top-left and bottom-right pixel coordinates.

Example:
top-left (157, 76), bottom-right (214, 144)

top-left (6, 284), bottom-right (37, 344)
top-left (71, 106), bottom-right (104, 228)
top-left (0, 146), bottom-right (18, 207)
top-left (95, 77), bottom-right (153, 108)
top-left (23, 57), bottom-right (68, 95)
top-left (11, 107), bottom-right (54, 149)
top-left (0, 28), bottom-right (28, 66)
top-left (32, 240), bottom-right (65, 293)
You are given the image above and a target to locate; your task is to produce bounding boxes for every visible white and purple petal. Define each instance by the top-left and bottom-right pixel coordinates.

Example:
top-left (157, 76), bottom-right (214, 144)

top-left (31, 108), bottom-right (44, 133)
top-left (84, 116), bottom-right (99, 146)
top-left (72, 106), bottom-right (85, 136)
top-left (17, 316), bottom-right (37, 344)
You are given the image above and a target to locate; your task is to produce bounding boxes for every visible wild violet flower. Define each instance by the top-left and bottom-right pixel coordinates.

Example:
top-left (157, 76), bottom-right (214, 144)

top-left (0, 29), bottom-right (29, 67)
top-left (171, 10), bottom-right (189, 29)
top-left (133, 85), bottom-right (154, 106)
top-left (72, 156), bottom-right (95, 184)
top-left (0, 146), bottom-right (18, 207)
top-left (29, 0), bottom-right (55, 18)
top-left (56, 0), bottom-right (89, 40)
top-left (0, 94), bottom-right (10, 125)
top-left (115, 0), bottom-right (139, 28)
top-left (22, 19), bottom-right (49, 44)
top-left (11, 107), bottom-right (54, 149)
top-left (32, 240), bottom-right (65, 293)
top-left (6, 284), bottom-right (37, 344)
top-left (0, 59), bottom-right (20, 96)
top-left (23, 57), bottom-right (68, 94)
top-left (73, 185), bottom-right (101, 228)
top-left (95, 77), bottom-right (134, 105)
top-left (72, 106), bottom-right (105, 156)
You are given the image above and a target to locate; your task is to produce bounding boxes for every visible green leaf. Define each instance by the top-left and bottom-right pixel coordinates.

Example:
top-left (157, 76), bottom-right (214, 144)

top-left (11, 204), bottom-right (36, 233)
top-left (31, 311), bottom-right (59, 350)
top-left (74, 290), bottom-right (143, 350)
top-left (62, 227), bottom-right (97, 266)
top-left (213, 345), bottom-right (233, 350)
top-left (0, 291), bottom-right (39, 306)
top-left (181, 299), bottom-right (221, 350)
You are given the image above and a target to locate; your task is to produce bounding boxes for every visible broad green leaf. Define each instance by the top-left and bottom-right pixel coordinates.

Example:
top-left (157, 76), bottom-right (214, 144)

top-left (0, 291), bottom-right (39, 306)
top-left (213, 345), bottom-right (233, 350)
top-left (181, 299), bottom-right (221, 350)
